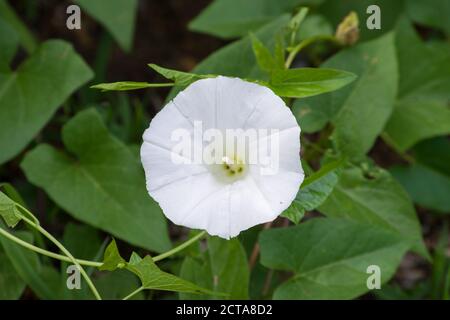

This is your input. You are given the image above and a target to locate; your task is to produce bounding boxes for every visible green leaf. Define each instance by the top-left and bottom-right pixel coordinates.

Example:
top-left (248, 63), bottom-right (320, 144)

top-left (390, 138), bottom-right (450, 213)
top-left (268, 67), bottom-right (356, 98)
top-left (406, 0), bottom-right (450, 35)
top-left (0, 185), bottom-right (39, 225)
top-left (179, 237), bottom-right (249, 299)
top-left (207, 237), bottom-right (249, 299)
top-left (95, 269), bottom-right (144, 300)
top-left (287, 7), bottom-right (309, 39)
top-left (332, 33), bottom-right (398, 158)
top-left (99, 239), bottom-right (126, 271)
top-left (168, 15), bottom-right (291, 101)
top-left (413, 137), bottom-right (450, 177)
top-left (196, 15), bottom-right (289, 78)
top-left (91, 81), bottom-right (173, 92)
top-left (293, 32), bottom-right (398, 158)
top-left (76, 0), bottom-right (138, 51)
top-left (0, 246), bottom-right (25, 299)
top-left (375, 283), bottom-right (430, 300)
top-left (292, 93), bottom-right (331, 133)
top-left (250, 34), bottom-right (279, 72)
top-left (57, 223), bottom-right (104, 300)
top-left (259, 218), bottom-right (410, 299)
top-left (127, 254), bottom-right (216, 295)
top-left (179, 257), bottom-right (213, 299)
top-left (0, 17), bottom-right (18, 72)
top-left (391, 164), bottom-right (450, 214)
top-left (430, 224), bottom-right (449, 299)
top-left (295, 13), bottom-right (333, 41)
top-left (281, 205), bottom-right (305, 225)
top-left (159, 62), bottom-right (356, 99)
top-left (0, 191), bottom-right (21, 228)
top-left (0, 183), bottom-right (26, 207)
top-left (383, 18), bottom-right (450, 151)
top-left (189, 0), bottom-right (322, 39)
top-left (0, 0), bottom-right (37, 53)
top-left (98, 239), bottom-right (216, 296)
top-left (282, 160), bottom-right (341, 224)
top-left (148, 64), bottom-right (213, 86)
top-left (128, 251), bottom-right (142, 265)
top-left (63, 223), bottom-right (102, 260)
top-left (319, 166), bottom-right (428, 257)
top-left (0, 230), bottom-right (59, 299)
top-left (0, 40), bottom-right (93, 165)
top-left (274, 35), bottom-right (286, 68)
top-left (21, 109), bottom-right (171, 253)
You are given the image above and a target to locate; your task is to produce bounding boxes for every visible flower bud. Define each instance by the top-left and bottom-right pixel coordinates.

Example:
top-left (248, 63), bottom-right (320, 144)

top-left (335, 11), bottom-right (359, 45)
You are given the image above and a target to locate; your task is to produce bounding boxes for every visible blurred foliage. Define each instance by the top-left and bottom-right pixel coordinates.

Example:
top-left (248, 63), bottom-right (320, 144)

top-left (0, 0), bottom-right (448, 300)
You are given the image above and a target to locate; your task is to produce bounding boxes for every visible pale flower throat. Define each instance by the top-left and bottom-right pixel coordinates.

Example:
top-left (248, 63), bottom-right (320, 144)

top-left (212, 154), bottom-right (248, 183)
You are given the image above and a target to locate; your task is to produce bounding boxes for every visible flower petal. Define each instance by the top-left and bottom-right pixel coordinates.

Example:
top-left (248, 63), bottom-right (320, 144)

top-left (141, 76), bottom-right (303, 239)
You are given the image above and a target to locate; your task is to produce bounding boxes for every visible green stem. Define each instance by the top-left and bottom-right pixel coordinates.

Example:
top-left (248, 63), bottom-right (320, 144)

top-left (152, 231), bottom-right (207, 262)
top-left (285, 35), bottom-right (337, 69)
top-left (15, 203), bottom-right (40, 225)
top-left (0, 227), bottom-right (207, 267)
top-left (0, 226), bottom-right (100, 267)
top-left (142, 83), bottom-right (175, 88)
top-left (16, 208), bottom-right (102, 300)
top-left (289, 7), bottom-right (309, 47)
top-left (122, 286), bottom-right (144, 300)
top-left (380, 132), bottom-right (415, 164)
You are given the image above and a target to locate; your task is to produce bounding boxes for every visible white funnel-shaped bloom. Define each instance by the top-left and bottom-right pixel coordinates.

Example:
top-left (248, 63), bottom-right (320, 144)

top-left (141, 76), bottom-right (304, 239)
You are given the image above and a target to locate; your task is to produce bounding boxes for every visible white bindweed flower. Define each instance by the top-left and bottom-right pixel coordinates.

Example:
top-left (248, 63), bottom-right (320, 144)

top-left (141, 76), bottom-right (304, 239)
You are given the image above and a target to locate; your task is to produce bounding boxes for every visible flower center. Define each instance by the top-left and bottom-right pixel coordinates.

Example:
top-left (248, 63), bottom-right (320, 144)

top-left (222, 155), bottom-right (245, 176)
top-left (211, 154), bottom-right (247, 183)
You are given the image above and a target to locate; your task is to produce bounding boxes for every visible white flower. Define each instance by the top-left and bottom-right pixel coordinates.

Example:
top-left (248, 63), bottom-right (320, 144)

top-left (141, 76), bottom-right (304, 239)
